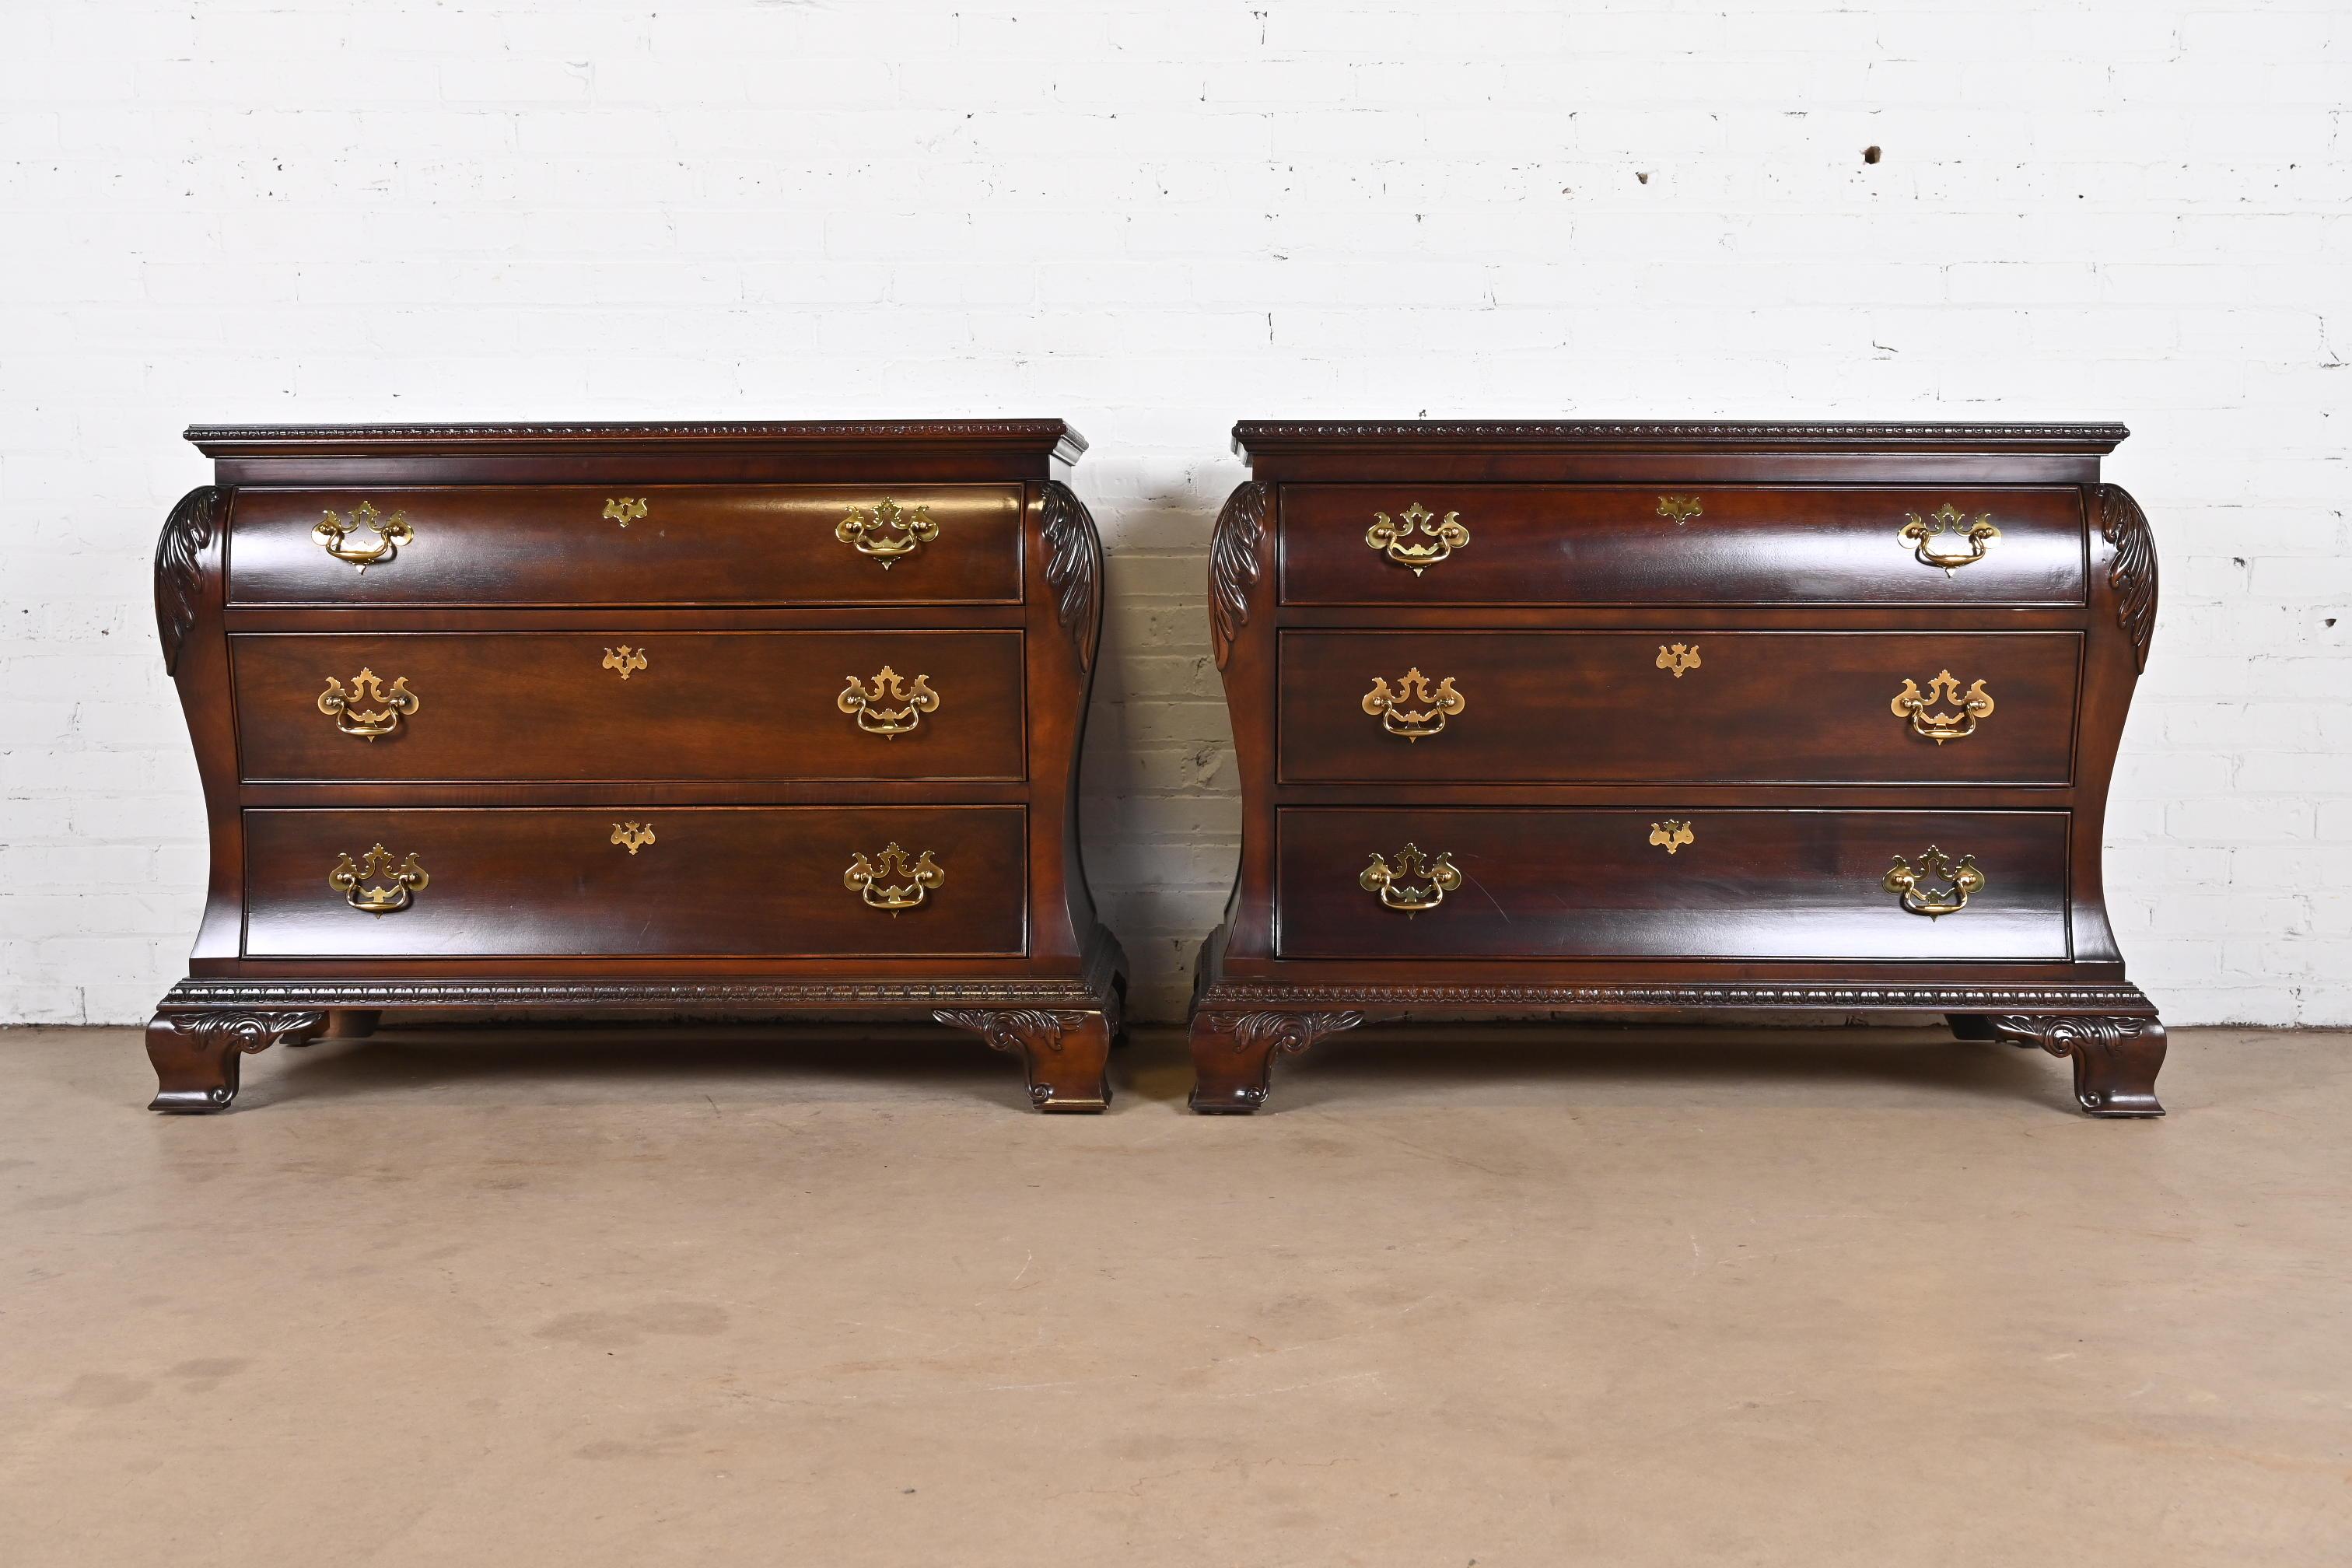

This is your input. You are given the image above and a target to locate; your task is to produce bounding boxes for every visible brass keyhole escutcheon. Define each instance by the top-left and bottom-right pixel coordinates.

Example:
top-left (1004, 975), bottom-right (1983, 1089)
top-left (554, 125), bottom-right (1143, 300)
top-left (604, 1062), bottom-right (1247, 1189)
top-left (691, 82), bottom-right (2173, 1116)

top-left (1885, 847), bottom-right (1983, 917)
top-left (1360, 843), bottom-right (1462, 912)
top-left (611, 822), bottom-right (656, 856)
top-left (313, 501), bottom-right (411, 572)
top-left (328, 843), bottom-right (429, 915)
top-left (1899, 503), bottom-right (2000, 575)
top-left (317, 668), bottom-right (419, 740)
top-left (601, 646), bottom-right (649, 681)
top-left (1361, 668), bottom-right (1465, 741)
top-left (1656, 642), bottom-right (1701, 679)
top-left (844, 842), bottom-right (945, 913)
top-left (1365, 502), bottom-right (1469, 576)
top-left (1657, 495), bottom-right (1703, 526)
top-left (1892, 670), bottom-right (1994, 744)
top-left (1648, 820), bottom-right (1695, 855)
top-left (835, 499), bottom-right (938, 567)
top-left (838, 666), bottom-right (940, 738)
top-left (604, 497), bottom-right (649, 528)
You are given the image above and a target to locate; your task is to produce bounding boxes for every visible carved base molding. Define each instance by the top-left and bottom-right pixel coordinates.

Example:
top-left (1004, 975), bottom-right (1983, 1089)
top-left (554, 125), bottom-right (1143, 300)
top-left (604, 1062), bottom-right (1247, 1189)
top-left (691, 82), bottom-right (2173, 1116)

top-left (148, 938), bottom-right (1127, 1115)
top-left (1191, 940), bottom-right (2162, 1116)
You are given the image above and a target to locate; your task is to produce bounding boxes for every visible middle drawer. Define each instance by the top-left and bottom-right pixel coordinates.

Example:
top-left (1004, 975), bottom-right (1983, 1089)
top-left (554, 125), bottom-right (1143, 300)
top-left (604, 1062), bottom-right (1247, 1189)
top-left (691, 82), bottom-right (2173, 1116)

top-left (1279, 631), bottom-right (2079, 786)
top-left (235, 632), bottom-right (1027, 783)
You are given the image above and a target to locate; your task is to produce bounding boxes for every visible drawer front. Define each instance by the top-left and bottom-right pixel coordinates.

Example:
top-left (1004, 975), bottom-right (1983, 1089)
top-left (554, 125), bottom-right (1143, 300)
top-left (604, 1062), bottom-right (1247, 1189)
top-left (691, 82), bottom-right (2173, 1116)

top-left (1279, 631), bottom-right (2079, 785)
top-left (234, 631), bottom-right (1027, 783)
top-left (1278, 485), bottom-right (2086, 606)
top-left (1276, 808), bottom-right (2068, 961)
top-left (227, 485), bottom-right (1025, 606)
top-left (244, 806), bottom-right (1028, 958)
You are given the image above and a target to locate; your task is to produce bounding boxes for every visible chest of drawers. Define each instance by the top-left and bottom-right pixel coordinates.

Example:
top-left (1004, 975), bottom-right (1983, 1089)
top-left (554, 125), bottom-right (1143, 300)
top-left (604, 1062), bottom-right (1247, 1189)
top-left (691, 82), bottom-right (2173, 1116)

top-left (1189, 422), bottom-right (2164, 1115)
top-left (146, 422), bottom-right (1125, 1112)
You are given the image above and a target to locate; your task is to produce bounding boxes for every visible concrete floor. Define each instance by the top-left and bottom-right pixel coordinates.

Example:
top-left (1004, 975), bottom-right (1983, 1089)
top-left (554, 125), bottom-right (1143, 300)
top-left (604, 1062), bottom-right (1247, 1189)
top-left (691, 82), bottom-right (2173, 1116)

top-left (1, 1022), bottom-right (2346, 1566)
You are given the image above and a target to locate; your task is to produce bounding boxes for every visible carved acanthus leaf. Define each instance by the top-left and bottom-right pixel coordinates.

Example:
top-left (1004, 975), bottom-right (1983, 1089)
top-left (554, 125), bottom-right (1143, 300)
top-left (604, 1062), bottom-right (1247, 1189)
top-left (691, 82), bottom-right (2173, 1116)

top-left (155, 486), bottom-right (228, 674)
top-left (2098, 485), bottom-right (2158, 673)
top-left (1202, 1010), bottom-right (1364, 1056)
top-left (1209, 481), bottom-right (1269, 670)
top-left (166, 1010), bottom-right (325, 1052)
top-left (933, 1009), bottom-right (1094, 1056)
top-left (1038, 481), bottom-right (1102, 672)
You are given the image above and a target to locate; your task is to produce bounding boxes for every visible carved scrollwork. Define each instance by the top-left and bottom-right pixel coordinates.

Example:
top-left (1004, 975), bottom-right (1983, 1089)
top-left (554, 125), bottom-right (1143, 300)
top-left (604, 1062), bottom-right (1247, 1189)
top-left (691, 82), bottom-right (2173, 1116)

top-left (1206, 1011), bottom-right (1365, 1059)
top-left (155, 486), bottom-right (228, 675)
top-left (1209, 481), bottom-right (1269, 670)
top-left (1039, 481), bottom-right (1103, 672)
top-left (2099, 485), bottom-right (2157, 673)
top-left (932, 1008), bottom-right (1110, 1109)
top-left (166, 1010), bottom-right (327, 1053)
top-left (933, 1008), bottom-right (1093, 1058)
top-left (1987, 1013), bottom-right (2166, 1115)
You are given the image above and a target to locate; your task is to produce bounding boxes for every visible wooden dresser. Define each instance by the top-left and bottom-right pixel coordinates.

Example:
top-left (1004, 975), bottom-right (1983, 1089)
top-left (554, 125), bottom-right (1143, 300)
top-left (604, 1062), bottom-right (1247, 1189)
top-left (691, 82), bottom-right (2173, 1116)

top-left (1191, 421), bottom-right (2163, 1115)
top-left (147, 421), bottom-right (1125, 1112)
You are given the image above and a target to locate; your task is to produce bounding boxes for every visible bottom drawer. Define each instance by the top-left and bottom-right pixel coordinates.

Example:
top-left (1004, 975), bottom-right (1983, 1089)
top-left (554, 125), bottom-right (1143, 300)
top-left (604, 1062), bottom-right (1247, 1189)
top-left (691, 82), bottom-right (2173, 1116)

top-left (1276, 808), bottom-right (2068, 961)
top-left (243, 806), bottom-right (1027, 958)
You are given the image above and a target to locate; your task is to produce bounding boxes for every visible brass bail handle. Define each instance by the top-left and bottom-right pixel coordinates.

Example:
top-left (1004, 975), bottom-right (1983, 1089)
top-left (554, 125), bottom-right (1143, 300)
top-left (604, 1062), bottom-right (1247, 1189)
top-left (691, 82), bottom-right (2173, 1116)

top-left (1365, 502), bottom-right (1469, 576)
top-left (317, 669), bottom-right (419, 740)
top-left (1899, 503), bottom-right (2000, 576)
top-left (844, 842), bottom-right (946, 912)
top-left (328, 843), bottom-right (429, 915)
top-left (313, 501), bottom-right (412, 572)
top-left (1884, 847), bottom-right (1983, 917)
top-left (835, 499), bottom-right (939, 567)
top-left (1360, 844), bottom-right (1462, 912)
top-left (838, 667), bottom-right (940, 738)
top-left (1360, 668), bottom-right (1465, 742)
top-left (1892, 671), bottom-right (1994, 744)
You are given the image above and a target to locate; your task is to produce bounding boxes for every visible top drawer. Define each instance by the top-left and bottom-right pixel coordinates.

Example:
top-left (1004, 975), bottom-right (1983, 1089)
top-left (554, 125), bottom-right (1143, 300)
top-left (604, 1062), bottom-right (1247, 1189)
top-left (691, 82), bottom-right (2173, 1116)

top-left (1278, 485), bottom-right (2086, 607)
top-left (226, 485), bottom-right (1026, 607)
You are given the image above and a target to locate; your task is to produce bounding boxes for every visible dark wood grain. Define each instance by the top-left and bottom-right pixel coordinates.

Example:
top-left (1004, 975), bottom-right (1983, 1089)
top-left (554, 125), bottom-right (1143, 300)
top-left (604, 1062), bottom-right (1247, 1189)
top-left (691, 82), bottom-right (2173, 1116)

top-left (228, 485), bottom-right (1025, 607)
top-left (1194, 422), bottom-right (2162, 1115)
top-left (1275, 807), bottom-right (2069, 961)
top-left (233, 630), bottom-right (1027, 783)
top-left (1279, 485), bottom-right (2087, 606)
top-left (1277, 630), bottom-right (2079, 785)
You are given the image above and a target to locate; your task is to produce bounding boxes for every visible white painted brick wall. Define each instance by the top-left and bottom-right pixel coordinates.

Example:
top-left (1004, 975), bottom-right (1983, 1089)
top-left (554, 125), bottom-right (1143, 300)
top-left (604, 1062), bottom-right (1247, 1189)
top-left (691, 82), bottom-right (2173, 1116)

top-left (1, 1), bottom-right (2346, 1025)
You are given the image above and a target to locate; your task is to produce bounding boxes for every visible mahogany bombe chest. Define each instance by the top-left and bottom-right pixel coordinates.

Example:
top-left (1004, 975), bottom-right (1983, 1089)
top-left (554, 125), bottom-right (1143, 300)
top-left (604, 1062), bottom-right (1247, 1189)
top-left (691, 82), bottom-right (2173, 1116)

top-left (148, 421), bottom-right (1125, 1112)
top-left (1191, 421), bottom-right (2163, 1115)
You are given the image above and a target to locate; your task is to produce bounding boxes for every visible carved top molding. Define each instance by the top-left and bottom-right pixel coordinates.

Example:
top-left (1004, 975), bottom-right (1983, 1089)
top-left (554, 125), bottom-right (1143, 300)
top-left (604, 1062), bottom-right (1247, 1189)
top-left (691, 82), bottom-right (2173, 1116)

top-left (186, 419), bottom-right (1088, 461)
top-left (1232, 419), bottom-right (2130, 457)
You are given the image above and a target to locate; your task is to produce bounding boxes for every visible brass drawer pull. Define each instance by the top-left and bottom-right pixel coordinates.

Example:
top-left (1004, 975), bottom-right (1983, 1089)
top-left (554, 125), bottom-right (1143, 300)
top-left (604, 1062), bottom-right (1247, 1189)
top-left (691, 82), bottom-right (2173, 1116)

top-left (604, 496), bottom-right (648, 527)
top-left (835, 499), bottom-right (937, 567)
top-left (611, 821), bottom-right (656, 856)
top-left (845, 842), bottom-right (945, 912)
top-left (317, 668), bottom-right (418, 740)
top-left (1365, 502), bottom-right (1468, 576)
top-left (838, 666), bottom-right (940, 737)
top-left (1657, 494), bottom-right (1703, 526)
top-left (1656, 642), bottom-right (1701, 678)
top-left (1360, 843), bottom-right (1461, 912)
top-left (1648, 819), bottom-right (1695, 855)
top-left (1899, 503), bottom-right (2000, 575)
top-left (1892, 670), bottom-right (1994, 744)
top-left (601, 645), bottom-right (649, 681)
top-left (312, 502), bottom-right (411, 572)
top-left (1360, 667), bottom-right (1464, 741)
top-left (328, 843), bottom-right (429, 915)
top-left (1885, 847), bottom-right (1983, 918)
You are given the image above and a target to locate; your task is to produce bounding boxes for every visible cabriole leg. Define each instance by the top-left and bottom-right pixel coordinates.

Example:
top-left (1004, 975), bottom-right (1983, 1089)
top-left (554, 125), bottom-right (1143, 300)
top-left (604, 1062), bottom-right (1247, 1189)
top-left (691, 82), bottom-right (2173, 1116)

top-left (933, 1009), bottom-right (1113, 1113)
top-left (1990, 1014), bottom-right (2168, 1118)
top-left (145, 1010), bottom-right (326, 1113)
top-left (1188, 1010), bottom-right (1363, 1114)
